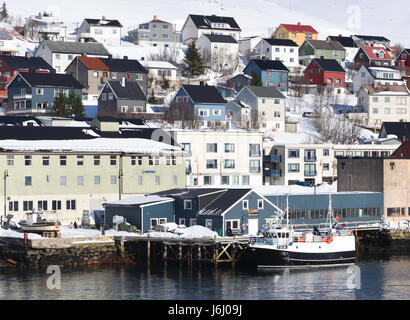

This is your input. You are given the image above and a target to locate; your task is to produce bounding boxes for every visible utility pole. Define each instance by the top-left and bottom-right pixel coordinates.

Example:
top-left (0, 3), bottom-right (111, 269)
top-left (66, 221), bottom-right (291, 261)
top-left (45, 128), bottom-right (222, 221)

top-left (3, 169), bottom-right (8, 218)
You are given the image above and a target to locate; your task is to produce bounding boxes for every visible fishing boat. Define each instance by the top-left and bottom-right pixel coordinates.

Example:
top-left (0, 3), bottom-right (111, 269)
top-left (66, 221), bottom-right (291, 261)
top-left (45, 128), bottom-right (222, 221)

top-left (244, 194), bottom-right (356, 268)
top-left (19, 211), bottom-right (59, 234)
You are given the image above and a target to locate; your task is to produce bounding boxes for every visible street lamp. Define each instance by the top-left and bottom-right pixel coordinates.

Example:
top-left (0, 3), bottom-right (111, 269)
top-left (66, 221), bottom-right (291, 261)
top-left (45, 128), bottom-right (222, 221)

top-left (3, 169), bottom-right (8, 218)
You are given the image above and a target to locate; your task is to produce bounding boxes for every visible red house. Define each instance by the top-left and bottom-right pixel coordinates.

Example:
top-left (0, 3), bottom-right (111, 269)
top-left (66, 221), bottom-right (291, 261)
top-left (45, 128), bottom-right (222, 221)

top-left (0, 53), bottom-right (54, 90)
top-left (303, 58), bottom-right (345, 94)
top-left (395, 48), bottom-right (410, 68)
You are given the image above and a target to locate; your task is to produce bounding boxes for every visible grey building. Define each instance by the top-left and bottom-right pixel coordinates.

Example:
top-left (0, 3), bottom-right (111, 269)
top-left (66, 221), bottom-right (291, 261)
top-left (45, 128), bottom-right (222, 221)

top-left (98, 79), bottom-right (147, 117)
top-left (128, 16), bottom-right (180, 48)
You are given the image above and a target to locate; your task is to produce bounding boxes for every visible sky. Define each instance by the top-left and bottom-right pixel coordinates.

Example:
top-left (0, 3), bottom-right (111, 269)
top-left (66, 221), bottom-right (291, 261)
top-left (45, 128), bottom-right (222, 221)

top-left (7, 0), bottom-right (410, 46)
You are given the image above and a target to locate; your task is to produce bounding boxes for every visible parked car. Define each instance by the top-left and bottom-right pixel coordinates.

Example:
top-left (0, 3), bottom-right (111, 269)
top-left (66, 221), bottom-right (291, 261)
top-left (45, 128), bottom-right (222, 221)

top-left (81, 210), bottom-right (105, 229)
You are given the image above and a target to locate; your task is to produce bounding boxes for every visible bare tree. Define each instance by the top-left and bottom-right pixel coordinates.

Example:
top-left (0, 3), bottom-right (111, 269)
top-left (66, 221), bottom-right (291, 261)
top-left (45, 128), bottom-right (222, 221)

top-left (393, 42), bottom-right (404, 59)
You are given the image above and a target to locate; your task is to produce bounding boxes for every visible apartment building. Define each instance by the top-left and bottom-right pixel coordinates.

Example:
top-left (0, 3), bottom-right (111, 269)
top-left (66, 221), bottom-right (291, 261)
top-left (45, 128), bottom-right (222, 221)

top-left (263, 142), bottom-right (400, 186)
top-left (176, 130), bottom-right (263, 187)
top-left (77, 17), bottom-right (122, 45)
top-left (0, 122), bottom-right (186, 221)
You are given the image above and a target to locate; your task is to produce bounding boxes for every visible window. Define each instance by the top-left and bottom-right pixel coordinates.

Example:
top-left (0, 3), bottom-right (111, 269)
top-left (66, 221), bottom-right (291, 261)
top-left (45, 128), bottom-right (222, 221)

top-left (384, 108), bottom-right (391, 114)
top-left (66, 200), bottom-right (76, 210)
top-left (242, 175), bottom-right (249, 185)
top-left (25, 155), bottom-right (31, 166)
top-left (249, 144), bottom-right (261, 157)
top-left (6, 155), bottom-right (13, 166)
top-left (108, 93), bottom-right (113, 100)
top-left (222, 176), bottom-right (230, 185)
top-left (224, 143), bottom-right (235, 153)
top-left (190, 218), bottom-right (197, 226)
top-left (23, 201), bottom-right (33, 211)
top-left (166, 157), bottom-right (171, 165)
top-left (274, 111), bottom-right (281, 117)
top-left (93, 71), bottom-right (99, 78)
top-left (38, 200), bottom-right (47, 211)
top-left (42, 156), bottom-right (49, 166)
top-left (149, 156), bottom-right (159, 165)
top-left (373, 108), bottom-right (379, 114)
top-left (198, 109), bottom-right (209, 117)
top-left (226, 220), bottom-right (240, 231)
top-left (206, 159), bottom-right (218, 169)
top-left (323, 149), bottom-right (330, 156)
top-left (204, 176), bottom-right (212, 185)
top-left (94, 176), bottom-right (100, 185)
top-left (182, 143), bottom-right (191, 154)
top-left (68, 55), bottom-right (73, 60)
top-left (138, 176), bottom-right (143, 185)
top-left (212, 109), bottom-right (221, 116)
top-left (205, 219), bottom-right (213, 229)
top-left (60, 176), bottom-right (66, 186)
top-left (52, 200), bottom-right (61, 211)
top-left (373, 97), bottom-right (379, 103)
top-left (155, 175), bottom-right (160, 185)
top-left (242, 200), bottom-right (249, 210)
top-left (258, 199), bottom-right (264, 210)
top-left (94, 155), bottom-right (100, 165)
top-left (36, 88), bottom-right (44, 95)
top-left (55, 53), bottom-right (60, 60)
top-left (323, 163), bottom-right (330, 171)
top-left (249, 160), bottom-right (260, 173)
top-left (77, 155), bottom-right (84, 165)
top-left (110, 155), bottom-right (116, 165)
top-left (94, 29), bottom-right (102, 35)
top-left (77, 176), bottom-right (84, 186)
top-left (121, 106), bottom-right (128, 113)
top-left (9, 201), bottom-right (18, 212)
top-left (232, 175), bottom-right (239, 185)
top-left (60, 155), bottom-right (67, 166)
top-left (184, 200), bottom-right (192, 210)
top-left (172, 175), bottom-right (177, 185)
top-left (224, 159), bottom-right (235, 169)
top-left (288, 163), bottom-right (300, 172)
top-left (207, 143), bottom-right (218, 153)
top-left (25, 176), bottom-right (32, 186)
top-left (110, 175), bottom-right (117, 184)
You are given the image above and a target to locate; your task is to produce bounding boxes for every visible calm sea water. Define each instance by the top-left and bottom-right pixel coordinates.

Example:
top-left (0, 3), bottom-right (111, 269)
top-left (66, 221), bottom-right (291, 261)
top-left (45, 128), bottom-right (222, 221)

top-left (0, 254), bottom-right (409, 300)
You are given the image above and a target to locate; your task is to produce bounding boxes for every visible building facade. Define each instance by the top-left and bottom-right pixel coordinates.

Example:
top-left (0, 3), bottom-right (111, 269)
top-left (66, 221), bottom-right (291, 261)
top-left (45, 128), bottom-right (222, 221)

top-left (176, 130), bottom-right (264, 187)
top-left (273, 23), bottom-right (318, 47)
top-left (243, 59), bottom-right (289, 92)
top-left (77, 18), bottom-right (122, 45)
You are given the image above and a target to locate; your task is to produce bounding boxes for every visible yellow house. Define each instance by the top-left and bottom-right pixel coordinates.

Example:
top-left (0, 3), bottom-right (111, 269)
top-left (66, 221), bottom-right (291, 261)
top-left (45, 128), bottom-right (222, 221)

top-left (273, 22), bottom-right (318, 46)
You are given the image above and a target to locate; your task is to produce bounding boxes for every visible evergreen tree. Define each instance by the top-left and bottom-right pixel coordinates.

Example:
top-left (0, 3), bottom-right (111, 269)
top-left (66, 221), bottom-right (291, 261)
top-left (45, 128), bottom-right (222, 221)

top-left (250, 72), bottom-right (262, 86)
top-left (0, 2), bottom-right (8, 21)
top-left (66, 90), bottom-right (85, 117)
top-left (148, 90), bottom-right (157, 104)
top-left (181, 41), bottom-right (205, 80)
top-left (52, 91), bottom-right (69, 117)
top-left (160, 74), bottom-right (170, 91)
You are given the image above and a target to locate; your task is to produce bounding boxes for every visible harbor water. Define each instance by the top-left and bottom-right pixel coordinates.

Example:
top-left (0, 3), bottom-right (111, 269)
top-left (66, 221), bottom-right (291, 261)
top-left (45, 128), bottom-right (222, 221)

top-left (0, 254), bottom-right (409, 300)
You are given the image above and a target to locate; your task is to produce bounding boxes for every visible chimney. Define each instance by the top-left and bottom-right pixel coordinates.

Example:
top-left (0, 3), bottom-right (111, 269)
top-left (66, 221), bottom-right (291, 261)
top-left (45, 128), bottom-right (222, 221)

top-left (124, 56), bottom-right (128, 60)
top-left (108, 54), bottom-right (112, 60)
top-left (120, 77), bottom-right (126, 87)
top-left (153, 15), bottom-right (158, 20)
top-left (297, 22), bottom-right (301, 25)
top-left (102, 16), bottom-right (106, 21)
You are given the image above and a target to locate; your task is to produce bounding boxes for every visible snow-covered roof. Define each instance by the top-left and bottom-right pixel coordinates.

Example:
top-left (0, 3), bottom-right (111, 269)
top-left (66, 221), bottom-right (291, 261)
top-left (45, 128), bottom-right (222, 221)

top-left (0, 137), bottom-right (184, 155)
top-left (105, 195), bottom-right (174, 206)
top-left (140, 60), bottom-right (178, 69)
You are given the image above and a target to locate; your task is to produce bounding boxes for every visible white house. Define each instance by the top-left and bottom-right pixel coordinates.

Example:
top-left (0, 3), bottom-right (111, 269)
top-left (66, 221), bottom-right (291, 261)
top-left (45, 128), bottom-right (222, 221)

top-left (181, 14), bottom-right (241, 44)
top-left (34, 40), bottom-right (110, 73)
top-left (357, 84), bottom-right (410, 128)
top-left (252, 38), bottom-right (299, 71)
top-left (353, 65), bottom-right (404, 93)
top-left (197, 34), bottom-right (239, 72)
top-left (140, 60), bottom-right (179, 86)
top-left (176, 130), bottom-right (263, 187)
top-left (24, 13), bottom-right (67, 42)
top-left (77, 17), bottom-right (122, 45)
top-left (235, 85), bottom-right (286, 132)
top-left (238, 36), bottom-right (263, 56)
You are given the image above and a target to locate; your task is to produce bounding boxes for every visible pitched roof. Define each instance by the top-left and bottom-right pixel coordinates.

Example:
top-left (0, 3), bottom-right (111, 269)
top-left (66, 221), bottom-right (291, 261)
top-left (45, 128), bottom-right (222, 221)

top-left (354, 35), bottom-right (390, 42)
top-left (390, 141), bottom-right (410, 158)
top-left (140, 60), bottom-right (178, 69)
top-left (306, 40), bottom-right (345, 51)
top-left (84, 18), bottom-right (122, 27)
top-left (0, 126), bottom-right (95, 140)
top-left (249, 59), bottom-right (289, 72)
top-left (189, 14), bottom-right (241, 31)
top-left (0, 56), bottom-right (53, 71)
top-left (77, 56), bottom-right (110, 70)
top-left (107, 81), bottom-right (146, 100)
top-left (0, 116), bottom-right (44, 126)
top-left (247, 85), bottom-right (286, 99)
top-left (203, 34), bottom-right (238, 44)
top-left (361, 84), bottom-right (409, 95)
top-left (280, 23), bottom-right (318, 34)
top-left (380, 122), bottom-right (410, 142)
top-left (327, 35), bottom-right (357, 48)
top-left (312, 58), bottom-right (345, 72)
top-left (361, 46), bottom-right (392, 60)
top-left (155, 188), bottom-right (226, 198)
top-left (197, 189), bottom-right (252, 216)
top-left (99, 57), bottom-right (147, 74)
top-left (16, 72), bottom-right (84, 89)
top-left (364, 65), bottom-right (401, 79)
top-left (181, 85), bottom-right (227, 104)
top-left (263, 38), bottom-right (298, 47)
top-left (41, 40), bottom-right (110, 55)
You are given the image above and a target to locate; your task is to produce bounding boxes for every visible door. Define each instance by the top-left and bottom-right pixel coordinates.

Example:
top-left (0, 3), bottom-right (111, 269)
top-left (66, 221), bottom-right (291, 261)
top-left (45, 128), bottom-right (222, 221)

top-left (248, 219), bottom-right (259, 236)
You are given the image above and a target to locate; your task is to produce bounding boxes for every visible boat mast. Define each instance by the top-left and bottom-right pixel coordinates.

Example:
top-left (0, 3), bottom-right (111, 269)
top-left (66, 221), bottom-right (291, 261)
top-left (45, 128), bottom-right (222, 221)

top-left (286, 194), bottom-right (289, 228)
top-left (326, 193), bottom-right (334, 230)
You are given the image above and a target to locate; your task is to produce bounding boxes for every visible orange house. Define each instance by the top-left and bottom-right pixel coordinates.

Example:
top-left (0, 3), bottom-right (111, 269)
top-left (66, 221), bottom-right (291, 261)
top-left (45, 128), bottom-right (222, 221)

top-left (273, 22), bottom-right (318, 46)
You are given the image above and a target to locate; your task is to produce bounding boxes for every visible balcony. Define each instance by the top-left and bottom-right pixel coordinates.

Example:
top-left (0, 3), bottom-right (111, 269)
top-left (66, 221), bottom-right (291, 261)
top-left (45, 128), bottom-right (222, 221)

top-left (264, 169), bottom-right (282, 177)
top-left (304, 170), bottom-right (317, 177)
top-left (263, 155), bottom-right (282, 163)
top-left (13, 94), bottom-right (32, 100)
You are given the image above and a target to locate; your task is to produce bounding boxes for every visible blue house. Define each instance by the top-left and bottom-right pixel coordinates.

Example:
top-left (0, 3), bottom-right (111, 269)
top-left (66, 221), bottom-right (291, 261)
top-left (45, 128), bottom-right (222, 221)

top-left (170, 84), bottom-right (228, 124)
top-left (6, 72), bottom-right (83, 115)
top-left (243, 59), bottom-right (289, 92)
